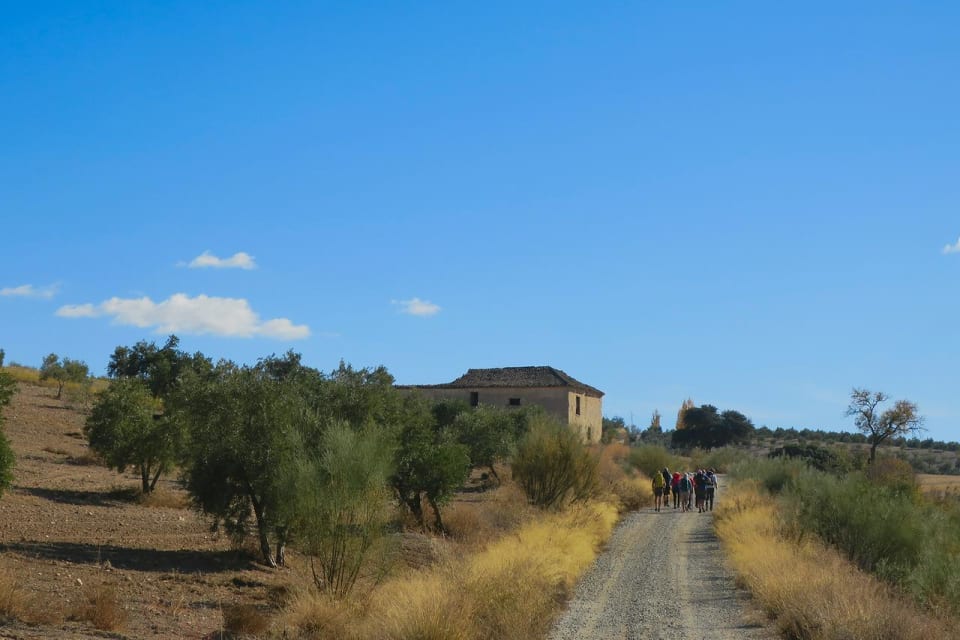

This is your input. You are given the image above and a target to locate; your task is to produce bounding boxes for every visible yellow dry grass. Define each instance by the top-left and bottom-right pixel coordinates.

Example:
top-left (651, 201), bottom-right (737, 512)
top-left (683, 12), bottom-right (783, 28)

top-left (918, 473), bottom-right (960, 494)
top-left (277, 496), bottom-right (619, 640)
top-left (715, 481), bottom-right (957, 640)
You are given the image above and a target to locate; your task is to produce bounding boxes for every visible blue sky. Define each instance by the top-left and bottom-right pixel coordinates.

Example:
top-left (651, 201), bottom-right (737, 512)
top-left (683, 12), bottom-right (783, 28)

top-left (2, 2), bottom-right (958, 441)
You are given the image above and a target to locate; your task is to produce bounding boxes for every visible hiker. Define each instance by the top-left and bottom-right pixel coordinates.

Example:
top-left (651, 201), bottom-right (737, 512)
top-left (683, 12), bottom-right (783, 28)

top-left (661, 467), bottom-right (672, 507)
top-left (693, 469), bottom-right (706, 513)
top-left (671, 471), bottom-right (682, 508)
top-left (705, 469), bottom-right (717, 511)
top-left (652, 470), bottom-right (666, 512)
top-left (685, 472), bottom-right (694, 511)
top-left (678, 472), bottom-right (691, 512)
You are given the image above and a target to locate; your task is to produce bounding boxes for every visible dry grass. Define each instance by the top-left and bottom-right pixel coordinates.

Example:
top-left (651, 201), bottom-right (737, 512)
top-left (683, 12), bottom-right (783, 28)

top-left (715, 481), bottom-right (958, 639)
top-left (0, 573), bottom-right (25, 622)
top-left (918, 473), bottom-right (960, 495)
top-left (69, 583), bottom-right (127, 631)
top-left (443, 481), bottom-right (535, 546)
top-left (596, 442), bottom-right (651, 511)
top-left (139, 488), bottom-right (190, 509)
top-left (275, 486), bottom-right (620, 640)
top-left (223, 603), bottom-right (270, 637)
top-left (0, 572), bottom-right (64, 625)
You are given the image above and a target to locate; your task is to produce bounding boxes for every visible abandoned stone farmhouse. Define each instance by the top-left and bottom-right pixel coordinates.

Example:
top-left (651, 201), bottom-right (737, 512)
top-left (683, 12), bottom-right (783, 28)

top-left (402, 366), bottom-right (604, 444)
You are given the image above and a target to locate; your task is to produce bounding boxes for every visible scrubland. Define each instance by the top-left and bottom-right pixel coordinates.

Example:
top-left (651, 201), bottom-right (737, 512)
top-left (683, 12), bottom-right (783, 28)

top-left (716, 460), bottom-right (960, 639)
top-left (0, 379), bottom-right (649, 639)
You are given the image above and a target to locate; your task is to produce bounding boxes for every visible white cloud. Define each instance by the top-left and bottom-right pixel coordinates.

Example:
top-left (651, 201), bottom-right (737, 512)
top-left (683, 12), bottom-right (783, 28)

top-left (56, 293), bottom-right (310, 339)
top-left (942, 237), bottom-right (960, 255)
top-left (1, 283), bottom-right (59, 299)
top-left (187, 251), bottom-right (257, 270)
top-left (393, 297), bottom-right (441, 317)
top-left (56, 303), bottom-right (98, 318)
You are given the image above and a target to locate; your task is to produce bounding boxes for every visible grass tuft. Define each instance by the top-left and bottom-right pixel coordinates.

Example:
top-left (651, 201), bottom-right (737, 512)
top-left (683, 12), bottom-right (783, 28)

top-left (70, 583), bottom-right (127, 631)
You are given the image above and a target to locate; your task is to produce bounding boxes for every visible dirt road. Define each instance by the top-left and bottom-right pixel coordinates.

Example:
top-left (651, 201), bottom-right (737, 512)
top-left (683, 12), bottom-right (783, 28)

top-left (549, 500), bottom-right (774, 640)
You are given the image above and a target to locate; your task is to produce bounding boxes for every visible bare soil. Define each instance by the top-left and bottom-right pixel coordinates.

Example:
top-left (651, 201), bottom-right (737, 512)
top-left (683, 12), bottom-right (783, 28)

top-left (0, 383), bottom-right (290, 639)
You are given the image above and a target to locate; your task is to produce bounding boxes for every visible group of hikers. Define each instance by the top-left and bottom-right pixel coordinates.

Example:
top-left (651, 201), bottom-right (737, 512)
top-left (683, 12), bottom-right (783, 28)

top-left (651, 468), bottom-right (718, 513)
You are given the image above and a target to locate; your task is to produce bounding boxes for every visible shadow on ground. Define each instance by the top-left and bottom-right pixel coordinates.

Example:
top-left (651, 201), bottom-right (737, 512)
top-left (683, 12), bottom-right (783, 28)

top-left (0, 540), bottom-right (259, 573)
top-left (19, 486), bottom-right (137, 507)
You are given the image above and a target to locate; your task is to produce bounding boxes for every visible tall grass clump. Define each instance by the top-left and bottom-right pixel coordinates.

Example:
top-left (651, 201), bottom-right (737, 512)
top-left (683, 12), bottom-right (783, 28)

top-left (364, 501), bottom-right (618, 640)
top-left (596, 443), bottom-right (650, 511)
top-left (729, 456), bottom-right (808, 494)
top-left (512, 415), bottom-right (599, 509)
top-left (715, 482), bottom-right (957, 640)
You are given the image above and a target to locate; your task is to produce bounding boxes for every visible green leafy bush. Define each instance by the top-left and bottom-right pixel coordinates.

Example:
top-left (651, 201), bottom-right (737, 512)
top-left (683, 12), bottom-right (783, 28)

top-left (511, 415), bottom-right (598, 510)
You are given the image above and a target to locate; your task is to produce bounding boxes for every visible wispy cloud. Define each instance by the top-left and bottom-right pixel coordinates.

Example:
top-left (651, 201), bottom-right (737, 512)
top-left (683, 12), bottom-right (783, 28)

top-left (942, 237), bottom-right (960, 255)
top-left (1, 283), bottom-right (59, 299)
top-left (392, 297), bottom-right (441, 317)
top-left (185, 251), bottom-right (257, 270)
top-left (56, 293), bottom-right (309, 339)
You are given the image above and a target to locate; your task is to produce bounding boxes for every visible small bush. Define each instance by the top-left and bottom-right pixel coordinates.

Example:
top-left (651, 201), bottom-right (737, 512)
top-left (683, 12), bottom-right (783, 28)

top-left (729, 456), bottom-right (808, 494)
top-left (627, 444), bottom-right (683, 478)
top-left (223, 603), bottom-right (269, 637)
top-left (511, 415), bottom-right (599, 510)
top-left (70, 584), bottom-right (127, 631)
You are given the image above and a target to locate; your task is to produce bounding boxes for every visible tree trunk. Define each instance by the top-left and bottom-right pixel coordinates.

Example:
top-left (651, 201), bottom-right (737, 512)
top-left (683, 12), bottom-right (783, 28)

top-left (428, 495), bottom-right (446, 535)
top-left (403, 492), bottom-right (425, 529)
top-left (149, 466), bottom-right (163, 492)
top-left (275, 527), bottom-right (287, 567)
top-left (251, 498), bottom-right (276, 567)
top-left (56, 382), bottom-right (64, 400)
top-left (140, 465), bottom-right (151, 494)
top-left (869, 440), bottom-right (879, 464)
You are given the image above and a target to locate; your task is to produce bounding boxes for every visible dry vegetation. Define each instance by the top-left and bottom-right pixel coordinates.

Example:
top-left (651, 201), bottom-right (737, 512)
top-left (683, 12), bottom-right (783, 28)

top-left (715, 481), bottom-right (959, 639)
top-left (0, 379), bottom-right (647, 639)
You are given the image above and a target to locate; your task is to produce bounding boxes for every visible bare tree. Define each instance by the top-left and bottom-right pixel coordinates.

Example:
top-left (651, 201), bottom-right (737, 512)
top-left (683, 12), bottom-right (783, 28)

top-left (846, 388), bottom-right (924, 464)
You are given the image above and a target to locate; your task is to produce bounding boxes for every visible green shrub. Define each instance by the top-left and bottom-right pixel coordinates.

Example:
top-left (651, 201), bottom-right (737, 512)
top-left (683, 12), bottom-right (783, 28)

top-left (627, 444), bottom-right (684, 478)
top-left (511, 415), bottom-right (598, 510)
top-left (729, 456), bottom-right (808, 494)
top-left (290, 423), bottom-right (395, 598)
top-left (696, 446), bottom-right (750, 473)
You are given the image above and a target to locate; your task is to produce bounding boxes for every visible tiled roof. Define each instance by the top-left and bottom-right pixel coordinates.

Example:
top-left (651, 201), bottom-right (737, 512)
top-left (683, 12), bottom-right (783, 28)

top-left (416, 366), bottom-right (603, 397)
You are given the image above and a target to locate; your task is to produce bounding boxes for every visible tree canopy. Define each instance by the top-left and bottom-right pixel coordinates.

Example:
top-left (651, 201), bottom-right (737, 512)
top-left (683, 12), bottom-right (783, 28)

top-left (671, 404), bottom-right (754, 449)
top-left (846, 388), bottom-right (924, 464)
top-left (39, 353), bottom-right (90, 399)
top-left (84, 378), bottom-right (179, 493)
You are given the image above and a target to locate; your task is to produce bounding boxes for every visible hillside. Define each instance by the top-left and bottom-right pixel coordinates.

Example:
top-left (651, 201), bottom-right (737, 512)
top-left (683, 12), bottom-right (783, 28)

top-left (0, 381), bottom-right (286, 638)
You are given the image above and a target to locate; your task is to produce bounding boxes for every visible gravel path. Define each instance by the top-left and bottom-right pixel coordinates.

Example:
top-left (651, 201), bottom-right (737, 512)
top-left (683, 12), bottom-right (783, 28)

top-left (549, 500), bottom-right (775, 640)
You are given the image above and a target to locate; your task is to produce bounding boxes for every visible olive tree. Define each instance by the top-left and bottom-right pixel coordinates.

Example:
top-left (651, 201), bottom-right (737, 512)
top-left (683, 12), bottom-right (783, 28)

top-left (39, 353), bottom-right (90, 399)
top-left (391, 395), bottom-right (471, 532)
top-left (177, 357), bottom-right (320, 567)
top-left (84, 378), bottom-right (181, 493)
top-left (452, 404), bottom-right (517, 482)
top-left (846, 388), bottom-right (924, 464)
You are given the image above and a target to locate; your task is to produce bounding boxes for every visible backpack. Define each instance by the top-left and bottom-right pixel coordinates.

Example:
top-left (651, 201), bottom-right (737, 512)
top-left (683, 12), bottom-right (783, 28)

top-left (653, 473), bottom-right (665, 489)
top-left (679, 475), bottom-right (690, 492)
